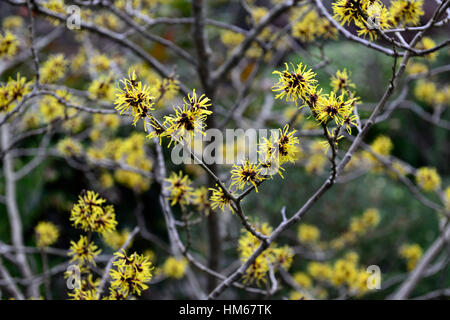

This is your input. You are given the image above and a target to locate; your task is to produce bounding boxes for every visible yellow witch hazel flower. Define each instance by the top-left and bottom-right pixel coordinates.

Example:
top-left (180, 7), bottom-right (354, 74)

top-left (165, 171), bottom-right (194, 206)
top-left (70, 190), bottom-right (118, 234)
top-left (162, 257), bottom-right (188, 279)
top-left (389, 0), bottom-right (424, 27)
top-left (349, 208), bottom-right (381, 235)
top-left (160, 76), bottom-right (180, 101)
top-left (258, 154), bottom-right (286, 179)
top-left (2, 16), bottom-right (24, 30)
top-left (305, 152), bottom-right (328, 174)
top-left (290, 6), bottom-right (338, 41)
top-left (69, 235), bottom-right (101, 265)
top-left (110, 250), bottom-right (154, 298)
top-left (100, 172), bottom-right (114, 189)
top-left (146, 75), bottom-right (180, 108)
top-left (90, 54), bottom-right (111, 73)
top-left (162, 104), bottom-right (207, 143)
top-left (112, 133), bottom-right (153, 193)
top-left (298, 223), bottom-right (320, 244)
top-left (371, 135), bottom-right (393, 156)
top-left (318, 18), bottom-right (339, 40)
top-left (94, 12), bottom-right (121, 31)
top-left (209, 185), bottom-right (234, 212)
top-left (57, 137), bottom-right (83, 157)
top-left (115, 70), bottom-right (155, 130)
top-left (68, 288), bottom-right (99, 300)
top-left (35, 221), bottom-right (59, 248)
top-left (0, 73), bottom-right (32, 113)
top-left (93, 113), bottom-right (120, 131)
top-left (333, 0), bottom-right (392, 41)
top-left (259, 125), bottom-right (300, 172)
top-left (39, 89), bottom-right (73, 122)
top-left (350, 268), bottom-right (372, 295)
top-left (192, 186), bottom-right (211, 215)
top-left (88, 74), bottom-right (115, 101)
top-left (308, 261), bottom-right (332, 281)
top-left (406, 62), bottom-right (428, 75)
top-left (238, 226), bottom-right (272, 285)
top-left (272, 245), bottom-right (294, 270)
top-left (414, 80), bottom-right (436, 105)
top-left (184, 89), bottom-right (212, 116)
top-left (42, 0), bottom-right (65, 25)
top-left (399, 243), bottom-right (422, 270)
top-left (238, 222), bottom-right (293, 285)
top-left (330, 69), bottom-right (356, 93)
top-left (275, 125), bottom-right (300, 165)
top-left (361, 208), bottom-right (381, 228)
top-left (416, 167), bottom-right (441, 192)
top-left (434, 86), bottom-right (450, 107)
top-left (313, 91), bottom-right (356, 126)
top-left (272, 62), bottom-right (318, 105)
top-left (41, 54), bottom-right (69, 83)
top-left (250, 6), bottom-right (268, 24)
top-left (332, 0), bottom-right (370, 26)
top-left (160, 89), bottom-right (212, 145)
top-left (340, 104), bottom-right (359, 134)
top-left (331, 257), bottom-right (358, 286)
top-left (146, 116), bottom-right (166, 143)
top-left (293, 272), bottom-right (312, 288)
top-left (0, 31), bottom-right (19, 58)
top-left (129, 63), bottom-right (179, 107)
top-left (220, 30), bottom-right (245, 49)
top-left (318, 127), bottom-right (345, 153)
top-left (356, 1), bottom-right (391, 41)
top-left (230, 160), bottom-right (264, 192)
top-left (415, 37), bottom-right (438, 61)
top-left (103, 229), bottom-right (131, 251)
top-left (363, 135), bottom-right (393, 165)
top-left (292, 11), bottom-right (321, 43)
